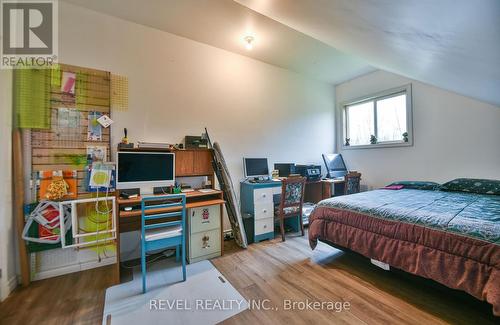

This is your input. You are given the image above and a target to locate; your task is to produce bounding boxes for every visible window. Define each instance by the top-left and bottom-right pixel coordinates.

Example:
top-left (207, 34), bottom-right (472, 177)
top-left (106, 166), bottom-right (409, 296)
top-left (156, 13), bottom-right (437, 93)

top-left (342, 84), bottom-right (412, 148)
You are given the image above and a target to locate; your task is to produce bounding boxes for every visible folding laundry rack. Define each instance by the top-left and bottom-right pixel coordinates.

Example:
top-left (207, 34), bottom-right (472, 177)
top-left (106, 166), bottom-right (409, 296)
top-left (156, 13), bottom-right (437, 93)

top-left (58, 196), bottom-right (117, 249)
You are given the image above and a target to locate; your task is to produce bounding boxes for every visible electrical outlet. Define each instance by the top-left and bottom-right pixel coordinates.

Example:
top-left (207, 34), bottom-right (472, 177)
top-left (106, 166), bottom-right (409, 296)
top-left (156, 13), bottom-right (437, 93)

top-left (223, 230), bottom-right (234, 241)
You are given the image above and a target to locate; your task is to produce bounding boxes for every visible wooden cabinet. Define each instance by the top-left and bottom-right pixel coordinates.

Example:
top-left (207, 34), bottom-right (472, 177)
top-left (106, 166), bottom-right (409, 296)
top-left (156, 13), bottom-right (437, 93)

top-left (175, 149), bottom-right (213, 176)
top-left (175, 150), bottom-right (195, 176)
top-left (193, 150), bottom-right (212, 175)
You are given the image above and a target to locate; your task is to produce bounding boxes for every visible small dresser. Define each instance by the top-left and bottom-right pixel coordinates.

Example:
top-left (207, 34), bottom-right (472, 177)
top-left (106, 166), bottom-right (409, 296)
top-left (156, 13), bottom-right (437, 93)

top-left (187, 205), bottom-right (221, 263)
top-left (240, 181), bottom-right (282, 242)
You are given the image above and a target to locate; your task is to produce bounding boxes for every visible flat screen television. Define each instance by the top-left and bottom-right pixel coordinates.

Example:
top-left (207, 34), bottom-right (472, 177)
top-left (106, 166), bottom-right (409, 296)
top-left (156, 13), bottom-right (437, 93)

top-left (117, 152), bottom-right (175, 194)
top-left (322, 153), bottom-right (348, 179)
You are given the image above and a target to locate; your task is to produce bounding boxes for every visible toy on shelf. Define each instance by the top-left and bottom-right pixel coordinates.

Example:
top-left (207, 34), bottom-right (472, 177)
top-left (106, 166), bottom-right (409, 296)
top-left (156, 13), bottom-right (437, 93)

top-left (118, 128), bottom-right (134, 149)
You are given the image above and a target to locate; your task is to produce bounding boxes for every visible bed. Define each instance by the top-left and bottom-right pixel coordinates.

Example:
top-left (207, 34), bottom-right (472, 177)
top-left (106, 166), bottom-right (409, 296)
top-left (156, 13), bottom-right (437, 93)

top-left (308, 187), bottom-right (500, 315)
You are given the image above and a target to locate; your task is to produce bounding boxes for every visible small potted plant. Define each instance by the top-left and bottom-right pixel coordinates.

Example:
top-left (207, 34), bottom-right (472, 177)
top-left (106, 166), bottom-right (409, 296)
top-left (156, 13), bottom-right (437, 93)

top-left (370, 135), bottom-right (377, 144)
top-left (345, 138), bottom-right (350, 146)
top-left (402, 132), bottom-right (409, 142)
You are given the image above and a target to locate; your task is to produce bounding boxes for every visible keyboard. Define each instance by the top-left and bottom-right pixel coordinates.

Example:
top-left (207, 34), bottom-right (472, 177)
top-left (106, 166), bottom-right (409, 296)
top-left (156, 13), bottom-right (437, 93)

top-left (248, 179), bottom-right (274, 184)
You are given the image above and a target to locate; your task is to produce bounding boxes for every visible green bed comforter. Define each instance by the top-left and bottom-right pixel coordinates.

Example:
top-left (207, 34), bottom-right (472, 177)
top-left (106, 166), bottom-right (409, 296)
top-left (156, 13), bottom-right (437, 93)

top-left (317, 189), bottom-right (500, 245)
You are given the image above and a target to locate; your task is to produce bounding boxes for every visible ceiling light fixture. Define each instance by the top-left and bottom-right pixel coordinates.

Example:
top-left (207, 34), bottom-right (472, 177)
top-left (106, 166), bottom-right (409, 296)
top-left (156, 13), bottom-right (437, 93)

top-left (244, 36), bottom-right (254, 50)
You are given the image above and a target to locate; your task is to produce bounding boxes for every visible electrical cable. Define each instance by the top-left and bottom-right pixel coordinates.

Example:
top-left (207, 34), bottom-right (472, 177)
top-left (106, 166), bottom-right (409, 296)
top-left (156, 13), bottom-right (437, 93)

top-left (93, 185), bottom-right (113, 262)
top-left (120, 249), bottom-right (176, 269)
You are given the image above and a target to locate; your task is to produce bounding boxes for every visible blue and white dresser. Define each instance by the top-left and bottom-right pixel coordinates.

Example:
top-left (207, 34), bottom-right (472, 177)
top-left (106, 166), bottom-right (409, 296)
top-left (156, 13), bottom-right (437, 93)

top-left (240, 180), bottom-right (282, 242)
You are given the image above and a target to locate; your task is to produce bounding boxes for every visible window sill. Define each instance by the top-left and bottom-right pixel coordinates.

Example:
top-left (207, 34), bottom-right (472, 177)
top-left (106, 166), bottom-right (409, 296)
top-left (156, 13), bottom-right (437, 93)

top-left (341, 141), bottom-right (413, 150)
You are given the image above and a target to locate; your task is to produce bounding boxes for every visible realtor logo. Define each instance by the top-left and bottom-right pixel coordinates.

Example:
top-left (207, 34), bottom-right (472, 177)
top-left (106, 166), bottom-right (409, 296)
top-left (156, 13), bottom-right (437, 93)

top-left (1, 0), bottom-right (58, 68)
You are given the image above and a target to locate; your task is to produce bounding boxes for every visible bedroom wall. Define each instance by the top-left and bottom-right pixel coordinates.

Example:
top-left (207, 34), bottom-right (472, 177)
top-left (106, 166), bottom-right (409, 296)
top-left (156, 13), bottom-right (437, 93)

top-left (58, 2), bottom-right (335, 256)
top-left (336, 70), bottom-right (500, 189)
top-left (0, 70), bottom-right (17, 301)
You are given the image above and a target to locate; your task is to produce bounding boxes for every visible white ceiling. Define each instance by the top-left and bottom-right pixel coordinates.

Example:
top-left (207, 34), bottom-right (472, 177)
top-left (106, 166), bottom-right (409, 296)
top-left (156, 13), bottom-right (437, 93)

top-left (63, 0), bottom-right (374, 85)
top-left (236, 0), bottom-right (500, 106)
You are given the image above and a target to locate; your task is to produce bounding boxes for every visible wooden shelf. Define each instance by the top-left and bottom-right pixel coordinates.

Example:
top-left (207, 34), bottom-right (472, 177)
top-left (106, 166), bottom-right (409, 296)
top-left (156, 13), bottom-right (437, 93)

top-left (118, 189), bottom-right (224, 218)
top-left (117, 189), bottom-right (222, 205)
top-left (118, 147), bottom-right (174, 152)
top-left (183, 189), bottom-right (222, 197)
top-left (176, 172), bottom-right (214, 177)
top-left (185, 198), bottom-right (225, 208)
top-left (119, 198), bottom-right (225, 218)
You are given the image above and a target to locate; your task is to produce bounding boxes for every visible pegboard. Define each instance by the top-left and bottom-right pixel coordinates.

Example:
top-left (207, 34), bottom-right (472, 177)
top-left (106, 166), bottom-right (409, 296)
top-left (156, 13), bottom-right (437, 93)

top-left (31, 63), bottom-right (111, 197)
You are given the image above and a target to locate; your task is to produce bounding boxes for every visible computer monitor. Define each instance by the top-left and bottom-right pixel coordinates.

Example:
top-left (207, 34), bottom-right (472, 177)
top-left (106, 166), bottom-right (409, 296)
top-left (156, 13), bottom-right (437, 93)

top-left (322, 153), bottom-right (348, 178)
top-left (243, 158), bottom-right (269, 178)
top-left (117, 152), bottom-right (175, 194)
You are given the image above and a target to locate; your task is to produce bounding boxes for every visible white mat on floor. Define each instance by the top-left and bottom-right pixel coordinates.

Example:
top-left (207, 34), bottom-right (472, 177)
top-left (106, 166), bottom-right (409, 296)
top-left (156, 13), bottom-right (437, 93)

top-left (103, 260), bottom-right (248, 325)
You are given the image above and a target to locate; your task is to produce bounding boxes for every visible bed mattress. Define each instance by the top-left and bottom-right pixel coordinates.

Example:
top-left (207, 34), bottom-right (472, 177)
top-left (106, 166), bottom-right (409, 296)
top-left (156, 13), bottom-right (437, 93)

top-left (308, 189), bottom-right (500, 315)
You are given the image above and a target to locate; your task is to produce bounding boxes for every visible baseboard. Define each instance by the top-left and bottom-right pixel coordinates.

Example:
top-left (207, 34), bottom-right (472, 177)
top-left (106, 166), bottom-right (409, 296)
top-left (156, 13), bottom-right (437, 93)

top-left (8, 275), bottom-right (17, 293)
top-left (31, 256), bottom-right (116, 281)
top-left (0, 275), bottom-right (18, 301)
top-left (223, 229), bottom-right (234, 240)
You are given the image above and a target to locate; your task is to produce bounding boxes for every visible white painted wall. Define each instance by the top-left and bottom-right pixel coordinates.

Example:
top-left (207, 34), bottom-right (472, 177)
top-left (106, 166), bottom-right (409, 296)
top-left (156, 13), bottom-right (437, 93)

top-left (0, 70), bottom-right (17, 301)
top-left (58, 3), bottom-right (335, 256)
top-left (336, 70), bottom-right (500, 189)
top-left (58, 2), bottom-right (334, 181)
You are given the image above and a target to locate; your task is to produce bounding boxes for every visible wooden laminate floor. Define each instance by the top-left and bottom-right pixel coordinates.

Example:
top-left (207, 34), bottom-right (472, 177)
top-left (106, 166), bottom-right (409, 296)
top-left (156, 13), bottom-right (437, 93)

top-left (215, 233), bottom-right (498, 325)
top-left (0, 265), bottom-right (115, 325)
top-left (1, 232), bottom-right (498, 325)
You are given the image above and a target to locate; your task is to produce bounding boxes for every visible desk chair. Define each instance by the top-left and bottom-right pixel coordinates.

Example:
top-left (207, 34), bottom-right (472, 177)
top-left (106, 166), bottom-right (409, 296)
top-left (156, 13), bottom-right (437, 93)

top-left (344, 172), bottom-right (362, 195)
top-left (141, 194), bottom-right (186, 293)
top-left (275, 176), bottom-right (306, 241)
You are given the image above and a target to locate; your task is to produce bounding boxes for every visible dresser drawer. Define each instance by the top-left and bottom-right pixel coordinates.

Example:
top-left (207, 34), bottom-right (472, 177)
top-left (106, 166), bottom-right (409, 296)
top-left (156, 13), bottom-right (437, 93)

top-left (254, 203), bottom-right (274, 220)
top-left (254, 188), bottom-right (273, 204)
top-left (189, 228), bottom-right (221, 259)
top-left (189, 205), bottom-right (220, 234)
top-left (255, 217), bottom-right (274, 235)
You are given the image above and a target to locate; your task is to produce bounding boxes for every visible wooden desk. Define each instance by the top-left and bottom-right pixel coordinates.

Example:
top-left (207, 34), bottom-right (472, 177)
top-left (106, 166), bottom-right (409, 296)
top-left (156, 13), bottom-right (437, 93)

top-left (303, 179), bottom-right (345, 203)
top-left (117, 190), bottom-right (224, 231)
top-left (319, 178), bottom-right (346, 200)
top-left (269, 178), bottom-right (345, 203)
top-left (115, 189), bottom-right (225, 282)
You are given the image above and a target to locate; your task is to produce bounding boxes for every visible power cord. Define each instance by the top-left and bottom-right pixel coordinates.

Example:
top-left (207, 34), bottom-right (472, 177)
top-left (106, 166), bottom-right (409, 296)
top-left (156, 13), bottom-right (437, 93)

top-left (94, 186), bottom-right (113, 262)
top-left (121, 249), bottom-right (176, 269)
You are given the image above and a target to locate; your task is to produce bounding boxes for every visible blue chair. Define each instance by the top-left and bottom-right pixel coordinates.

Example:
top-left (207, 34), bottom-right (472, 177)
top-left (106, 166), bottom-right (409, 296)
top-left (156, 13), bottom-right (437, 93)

top-left (141, 194), bottom-right (186, 293)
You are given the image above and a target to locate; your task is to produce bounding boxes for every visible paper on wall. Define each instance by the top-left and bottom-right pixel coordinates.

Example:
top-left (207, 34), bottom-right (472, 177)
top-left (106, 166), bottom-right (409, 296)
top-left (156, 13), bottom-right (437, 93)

top-left (57, 108), bottom-right (81, 128)
top-left (86, 145), bottom-right (107, 162)
top-left (61, 71), bottom-right (76, 95)
top-left (87, 112), bottom-right (103, 141)
top-left (97, 114), bottom-right (114, 128)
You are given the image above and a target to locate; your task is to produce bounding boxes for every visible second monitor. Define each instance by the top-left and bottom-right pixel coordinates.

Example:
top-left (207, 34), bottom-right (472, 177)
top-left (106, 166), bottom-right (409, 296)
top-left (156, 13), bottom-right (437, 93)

top-left (322, 153), bottom-right (348, 179)
top-left (243, 158), bottom-right (269, 179)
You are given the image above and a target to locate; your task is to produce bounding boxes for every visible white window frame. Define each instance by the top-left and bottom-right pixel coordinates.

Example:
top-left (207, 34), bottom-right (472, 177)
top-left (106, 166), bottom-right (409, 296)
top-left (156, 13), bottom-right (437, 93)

top-left (341, 84), bottom-right (413, 150)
